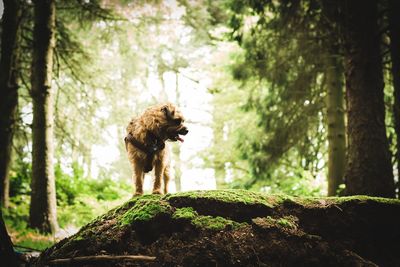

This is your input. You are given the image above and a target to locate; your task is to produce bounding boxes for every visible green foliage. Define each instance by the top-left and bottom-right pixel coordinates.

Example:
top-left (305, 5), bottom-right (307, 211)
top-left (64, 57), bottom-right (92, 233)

top-left (14, 237), bottom-right (54, 251)
top-left (9, 158), bottom-right (31, 197)
top-left (3, 194), bottom-right (30, 231)
top-left (57, 195), bottom-right (129, 228)
top-left (53, 162), bottom-right (131, 227)
top-left (3, 194), bottom-right (55, 250)
top-left (198, 0), bottom-right (329, 193)
top-left (55, 163), bottom-right (82, 206)
top-left (6, 160), bottom-right (131, 233)
top-left (230, 165), bottom-right (323, 196)
top-left (55, 162), bottom-right (130, 206)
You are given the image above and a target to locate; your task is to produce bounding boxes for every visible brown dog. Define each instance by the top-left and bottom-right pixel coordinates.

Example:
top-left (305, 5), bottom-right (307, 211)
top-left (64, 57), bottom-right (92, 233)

top-left (125, 103), bottom-right (188, 195)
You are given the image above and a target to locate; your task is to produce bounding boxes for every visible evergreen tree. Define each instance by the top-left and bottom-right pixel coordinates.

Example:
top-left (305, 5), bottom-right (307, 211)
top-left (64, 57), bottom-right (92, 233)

top-left (29, 0), bottom-right (58, 233)
top-left (226, 0), bottom-right (342, 194)
top-left (321, 0), bottom-right (346, 196)
top-left (340, 0), bottom-right (395, 197)
top-left (388, 0), bottom-right (400, 196)
top-left (0, 0), bottom-right (22, 208)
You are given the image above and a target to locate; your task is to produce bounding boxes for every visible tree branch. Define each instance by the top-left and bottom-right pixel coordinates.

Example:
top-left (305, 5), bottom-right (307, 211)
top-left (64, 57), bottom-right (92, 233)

top-left (47, 255), bottom-right (156, 265)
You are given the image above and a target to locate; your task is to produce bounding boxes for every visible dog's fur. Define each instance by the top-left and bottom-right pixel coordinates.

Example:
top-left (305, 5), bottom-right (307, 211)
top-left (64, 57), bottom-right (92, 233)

top-left (125, 103), bottom-right (188, 195)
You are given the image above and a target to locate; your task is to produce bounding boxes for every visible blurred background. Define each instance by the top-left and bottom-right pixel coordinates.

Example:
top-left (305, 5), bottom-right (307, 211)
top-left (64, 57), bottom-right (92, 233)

top-left (1, 0), bottom-right (399, 250)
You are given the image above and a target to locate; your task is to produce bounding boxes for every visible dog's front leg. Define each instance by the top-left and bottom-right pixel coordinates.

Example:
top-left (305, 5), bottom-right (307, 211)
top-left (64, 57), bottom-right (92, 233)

top-left (163, 165), bottom-right (170, 194)
top-left (153, 160), bottom-right (164, 194)
top-left (133, 164), bottom-right (145, 196)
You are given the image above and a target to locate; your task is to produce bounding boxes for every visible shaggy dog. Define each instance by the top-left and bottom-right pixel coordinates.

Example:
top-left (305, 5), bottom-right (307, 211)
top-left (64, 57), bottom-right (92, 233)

top-left (125, 103), bottom-right (188, 195)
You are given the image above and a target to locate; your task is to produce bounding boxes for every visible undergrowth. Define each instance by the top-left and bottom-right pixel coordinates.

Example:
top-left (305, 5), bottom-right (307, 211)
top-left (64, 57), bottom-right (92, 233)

top-left (4, 161), bottom-right (131, 251)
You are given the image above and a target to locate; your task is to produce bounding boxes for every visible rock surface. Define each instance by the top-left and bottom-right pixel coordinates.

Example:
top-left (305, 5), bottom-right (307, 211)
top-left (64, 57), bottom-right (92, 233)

top-left (34, 190), bottom-right (400, 266)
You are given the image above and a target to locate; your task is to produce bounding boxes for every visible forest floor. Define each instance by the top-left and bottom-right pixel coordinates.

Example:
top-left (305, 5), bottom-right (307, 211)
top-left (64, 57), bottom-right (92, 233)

top-left (33, 190), bottom-right (400, 267)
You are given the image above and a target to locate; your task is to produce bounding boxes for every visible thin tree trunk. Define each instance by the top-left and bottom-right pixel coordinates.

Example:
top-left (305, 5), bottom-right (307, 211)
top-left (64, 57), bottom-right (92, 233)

top-left (213, 123), bottom-right (226, 189)
top-left (0, 0), bottom-right (21, 208)
top-left (325, 54), bottom-right (346, 196)
top-left (388, 0), bottom-right (400, 197)
top-left (29, 0), bottom-right (58, 233)
top-left (158, 71), bottom-right (169, 103)
top-left (173, 72), bottom-right (182, 192)
top-left (341, 0), bottom-right (395, 197)
top-left (85, 146), bottom-right (92, 178)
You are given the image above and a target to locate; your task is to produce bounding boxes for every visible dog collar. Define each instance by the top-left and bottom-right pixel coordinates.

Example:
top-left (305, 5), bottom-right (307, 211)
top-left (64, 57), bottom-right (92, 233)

top-left (124, 132), bottom-right (165, 173)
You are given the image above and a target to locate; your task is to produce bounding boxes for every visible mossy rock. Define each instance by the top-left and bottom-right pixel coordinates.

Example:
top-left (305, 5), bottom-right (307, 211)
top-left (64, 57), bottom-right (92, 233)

top-left (33, 190), bottom-right (400, 267)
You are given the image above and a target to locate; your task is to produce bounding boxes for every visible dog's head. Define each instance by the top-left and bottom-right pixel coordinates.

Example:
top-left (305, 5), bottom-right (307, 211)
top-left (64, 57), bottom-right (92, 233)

top-left (157, 103), bottom-right (188, 142)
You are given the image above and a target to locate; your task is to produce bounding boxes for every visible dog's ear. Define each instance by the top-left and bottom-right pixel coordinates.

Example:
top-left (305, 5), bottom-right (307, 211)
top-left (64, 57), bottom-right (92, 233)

top-left (161, 106), bottom-right (174, 120)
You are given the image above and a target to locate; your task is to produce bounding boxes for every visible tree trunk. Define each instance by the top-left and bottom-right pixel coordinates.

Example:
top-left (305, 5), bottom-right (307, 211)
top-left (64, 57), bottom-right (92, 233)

top-left (0, 0), bottom-right (21, 208)
top-left (213, 122), bottom-right (227, 189)
top-left (29, 0), bottom-right (58, 234)
top-left (388, 0), bottom-right (400, 197)
top-left (0, 209), bottom-right (18, 267)
top-left (341, 0), bottom-right (395, 197)
top-left (173, 72), bottom-right (182, 192)
top-left (325, 54), bottom-right (346, 196)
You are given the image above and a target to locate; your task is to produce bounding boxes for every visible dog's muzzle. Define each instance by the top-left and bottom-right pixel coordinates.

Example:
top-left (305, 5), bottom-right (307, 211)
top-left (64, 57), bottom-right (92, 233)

top-left (168, 126), bottom-right (188, 142)
top-left (178, 127), bottom-right (189, 135)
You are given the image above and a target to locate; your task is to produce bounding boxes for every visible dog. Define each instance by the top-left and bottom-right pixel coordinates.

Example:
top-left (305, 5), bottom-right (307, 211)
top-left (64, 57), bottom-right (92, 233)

top-left (125, 103), bottom-right (188, 195)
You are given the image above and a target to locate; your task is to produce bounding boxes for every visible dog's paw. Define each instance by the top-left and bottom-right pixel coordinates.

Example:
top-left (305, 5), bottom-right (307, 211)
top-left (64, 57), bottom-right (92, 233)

top-left (134, 191), bottom-right (143, 196)
top-left (152, 189), bottom-right (163, 195)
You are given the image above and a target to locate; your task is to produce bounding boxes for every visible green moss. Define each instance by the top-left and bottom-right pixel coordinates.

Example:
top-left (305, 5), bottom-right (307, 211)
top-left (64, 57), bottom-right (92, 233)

top-left (172, 207), bottom-right (198, 220)
top-left (172, 207), bottom-right (244, 231)
top-left (120, 195), bottom-right (172, 225)
top-left (264, 216), bottom-right (298, 231)
top-left (192, 215), bottom-right (243, 231)
top-left (276, 217), bottom-right (296, 229)
top-left (68, 191), bottom-right (400, 241)
top-left (289, 195), bottom-right (400, 208)
top-left (71, 235), bottom-right (84, 241)
top-left (166, 190), bottom-right (400, 211)
top-left (325, 195), bottom-right (400, 205)
top-left (166, 189), bottom-right (286, 208)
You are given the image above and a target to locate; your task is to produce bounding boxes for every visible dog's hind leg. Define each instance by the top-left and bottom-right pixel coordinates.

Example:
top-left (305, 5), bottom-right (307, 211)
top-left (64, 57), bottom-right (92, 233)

top-left (133, 164), bottom-right (145, 196)
top-left (163, 165), bottom-right (171, 194)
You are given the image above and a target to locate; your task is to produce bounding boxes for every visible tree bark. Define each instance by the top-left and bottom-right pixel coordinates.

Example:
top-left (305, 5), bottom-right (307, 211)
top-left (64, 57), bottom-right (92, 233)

top-left (47, 255), bottom-right (156, 265)
top-left (0, 0), bottom-right (21, 208)
top-left (341, 0), bottom-right (395, 197)
top-left (325, 54), bottom-right (346, 196)
top-left (388, 0), bottom-right (400, 197)
top-left (29, 0), bottom-right (58, 233)
top-left (0, 209), bottom-right (18, 267)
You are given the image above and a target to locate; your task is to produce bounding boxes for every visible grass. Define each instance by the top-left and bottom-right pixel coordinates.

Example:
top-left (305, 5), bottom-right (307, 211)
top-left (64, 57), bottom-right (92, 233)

top-left (10, 230), bottom-right (55, 251)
